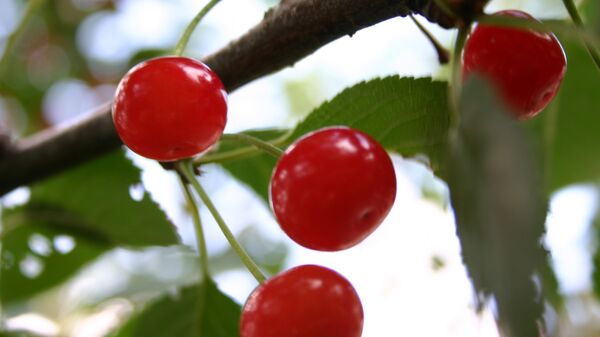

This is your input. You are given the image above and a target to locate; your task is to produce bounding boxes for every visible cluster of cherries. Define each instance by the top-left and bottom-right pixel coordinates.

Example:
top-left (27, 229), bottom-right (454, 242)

top-left (111, 9), bottom-right (566, 337)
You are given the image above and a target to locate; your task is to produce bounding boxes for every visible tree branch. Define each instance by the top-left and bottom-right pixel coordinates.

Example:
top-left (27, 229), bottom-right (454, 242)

top-left (0, 0), bottom-right (464, 196)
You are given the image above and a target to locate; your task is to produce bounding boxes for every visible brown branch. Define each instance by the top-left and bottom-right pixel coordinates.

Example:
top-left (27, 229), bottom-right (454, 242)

top-left (0, 0), bottom-right (465, 196)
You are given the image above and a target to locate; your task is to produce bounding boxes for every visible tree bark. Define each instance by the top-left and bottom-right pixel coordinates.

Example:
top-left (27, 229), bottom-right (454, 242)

top-left (0, 0), bottom-right (461, 196)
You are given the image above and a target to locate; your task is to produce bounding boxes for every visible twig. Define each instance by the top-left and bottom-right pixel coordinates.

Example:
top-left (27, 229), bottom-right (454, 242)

top-left (0, 0), bottom-right (460, 196)
top-left (410, 14), bottom-right (450, 64)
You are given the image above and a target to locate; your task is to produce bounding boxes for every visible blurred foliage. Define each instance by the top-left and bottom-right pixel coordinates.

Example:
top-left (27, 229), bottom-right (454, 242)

top-left (448, 76), bottom-right (547, 337)
top-left (524, 1), bottom-right (600, 191)
top-left (110, 279), bottom-right (241, 337)
top-left (0, 0), bottom-right (115, 134)
top-left (283, 74), bottom-right (327, 119)
top-left (1, 150), bottom-right (178, 305)
top-left (209, 226), bottom-right (288, 276)
top-left (0, 213), bottom-right (108, 305)
top-left (20, 150), bottom-right (178, 247)
top-left (525, 36), bottom-right (600, 190)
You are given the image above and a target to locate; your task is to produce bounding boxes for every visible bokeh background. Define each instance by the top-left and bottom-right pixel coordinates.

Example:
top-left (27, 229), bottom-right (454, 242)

top-left (1, 0), bottom-right (599, 336)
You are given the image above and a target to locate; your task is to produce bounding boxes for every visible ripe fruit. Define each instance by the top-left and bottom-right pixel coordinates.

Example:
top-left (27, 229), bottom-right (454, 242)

top-left (270, 127), bottom-right (396, 251)
top-left (240, 264), bottom-right (364, 337)
top-left (112, 56), bottom-right (227, 161)
top-left (462, 10), bottom-right (567, 119)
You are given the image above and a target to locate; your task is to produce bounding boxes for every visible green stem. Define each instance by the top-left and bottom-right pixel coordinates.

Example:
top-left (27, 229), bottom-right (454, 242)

top-left (220, 133), bottom-right (284, 157)
top-left (410, 14), bottom-right (450, 64)
top-left (0, 0), bottom-right (46, 74)
top-left (449, 27), bottom-right (469, 127)
top-left (177, 177), bottom-right (208, 337)
top-left (178, 176), bottom-right (210, 279)
top-left (196, 132), bottom-right (289, 165)
top-left (174, 0), bottom-right (222, 56)
top-left (197, 145), bottom-right (261, 164)
top-left (194, 135), bottom-right (287, 165)
top-left (177, 161), bottom-right (267, 284)
top-left (561, 0), bottom-right (600, 71)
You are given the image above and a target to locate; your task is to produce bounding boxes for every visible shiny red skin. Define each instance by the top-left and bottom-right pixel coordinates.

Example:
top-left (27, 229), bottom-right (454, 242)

top-left (112, 56), bottom-right (227, 161)
top-left (270, 127), bottom-right (396, 251)
top-left (240, 265), bottom-right (364, 337)
top-left (462, 10), bottom-right (567, 119)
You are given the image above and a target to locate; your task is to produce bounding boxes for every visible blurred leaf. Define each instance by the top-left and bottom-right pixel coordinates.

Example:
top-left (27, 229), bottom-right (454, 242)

top-left (525, 20), bottom-right (600, 190)
top-left (283, 75), bottom-right (326, 118)
top-left (27, 150), bottom-right (178, 247)
top-left (209, 226), bottom-right (288, 276)
top-left (219, 77), bottom-right (449, 202)
top-left (0, 0), bottom-right (99, 134)
top-left (580, 0), bottom-right (599, 35)
top-left (128, 49), bottom-right (171, 68)
top-left (110, 279), bottom-right (241, 337)
top-left (447, 76), bottom-right (547, 337)
top-left (1, 208), bottom-right (108, 304)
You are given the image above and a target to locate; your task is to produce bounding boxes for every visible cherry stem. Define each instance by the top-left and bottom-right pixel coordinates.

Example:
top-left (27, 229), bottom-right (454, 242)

top-left (194, 132), bottom-right (289, 165)
top-left (449, 26), bottom-right (469, 127)
top-left (220, 133), bottom-right (284, 157)
top-left (197, 144), bottom-right (263, 164)
top-left (177, 161), bottom-right (267, 284)
top-left (178, 175), bottom-right (210, 280)
top-left (409, 14), bottom-right (450, 64)
top-left (0, 0), bottom-right (46, 74)
top-left (561, 0), bottom-right (600, 71)
top-left (176, 176), bottom-right (209, 337)
top-left (174, 0), bottom-right (222, 56)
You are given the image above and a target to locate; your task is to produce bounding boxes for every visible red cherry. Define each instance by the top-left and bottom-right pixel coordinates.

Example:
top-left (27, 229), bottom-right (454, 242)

top-left (462, 10), bottom-right (567, 119)
top-left (270, 127), bottom-right (396, 251)
top-left (240, 264), bottom-right (364, 337)
top-left (112, 56), bottom-right (227, 161)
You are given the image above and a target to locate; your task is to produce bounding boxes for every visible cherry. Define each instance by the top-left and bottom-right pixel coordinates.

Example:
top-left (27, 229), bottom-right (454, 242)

top-left (462, 10), bottom-right (567, 119)
top-left (112, 56), bottom-right (227, 161)
top-left (270, 127), bottom-right (396, 251)
top-left (240, 264), bottom-right (364, 337)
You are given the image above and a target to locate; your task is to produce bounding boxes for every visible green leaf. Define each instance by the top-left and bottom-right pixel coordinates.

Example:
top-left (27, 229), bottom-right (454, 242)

top-left (290, 76), bottom-right (449, 171)
top-left (110, 279), bottom-right (242, 337)
top-left (1, 207), bottom-right (109, 304)
top-left (219, 130), bottom-right (285, 203)
top-left (525, 21), bottom-right (600, 190)
top-left (27, 150), bottom-right (178, 247)
top-left (219, 77), bottom-right (449, 202)
top-left (0, 150), bottom-right (178, 304)
top-left (447, 76), bottom-right (548, 337)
